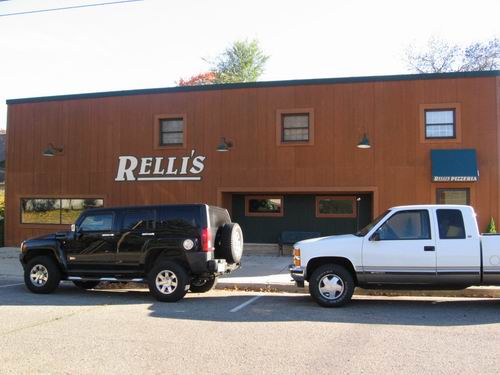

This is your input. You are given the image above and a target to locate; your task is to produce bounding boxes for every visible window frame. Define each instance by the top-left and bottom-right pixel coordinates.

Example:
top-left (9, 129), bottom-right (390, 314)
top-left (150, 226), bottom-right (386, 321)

top-left (376, 209), bottom-right (432, 241)
top-left (436, 188), bottom-right (470, 205)
top-left (276, 108), bottom-right (314, 146)
top-left (424, 108), bottom-right (456, 139)
top-left (153, 114), bottom-right (187, 150)
top-left (315, 196), bottom-right (356, 218)
top-left (245, 195), bottom-right (284, 217)
top-left (20, 197), bottom-right (105, 226)
top-left (419, 103), bottom-right (461, 144)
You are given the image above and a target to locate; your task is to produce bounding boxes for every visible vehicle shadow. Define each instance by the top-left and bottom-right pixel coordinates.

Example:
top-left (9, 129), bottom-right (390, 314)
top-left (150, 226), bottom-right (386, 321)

top-left (2, 283), bottom-right (499, 327)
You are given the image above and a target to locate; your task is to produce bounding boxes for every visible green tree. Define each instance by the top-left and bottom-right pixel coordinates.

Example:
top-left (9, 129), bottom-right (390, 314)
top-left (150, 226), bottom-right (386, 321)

top-left (487, 217), bottom-right (496, 233)
top-left (210, 39), bottom-right (269, 83)
top-left (178, 39), bottom-right (269, 86)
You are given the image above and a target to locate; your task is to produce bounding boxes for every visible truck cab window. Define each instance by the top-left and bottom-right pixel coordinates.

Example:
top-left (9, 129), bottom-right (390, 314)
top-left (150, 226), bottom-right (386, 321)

top-left (437, 209), bottom-right (465, 239)
top-left (377, 210), bottom-right (431, 240)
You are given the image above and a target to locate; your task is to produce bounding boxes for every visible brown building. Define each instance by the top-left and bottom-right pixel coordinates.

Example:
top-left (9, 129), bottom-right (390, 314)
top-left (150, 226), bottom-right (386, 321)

top-left (5, 70), bottom-right (500, 246)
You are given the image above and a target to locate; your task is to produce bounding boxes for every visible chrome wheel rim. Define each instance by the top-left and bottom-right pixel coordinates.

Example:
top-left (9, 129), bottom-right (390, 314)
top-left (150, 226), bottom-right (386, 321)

top-left (155, 270), bottom-right (178, 295)
top-left (30, 264), bottom-right (49, 287)
top-left (318, 273), bottom-right (344, 300)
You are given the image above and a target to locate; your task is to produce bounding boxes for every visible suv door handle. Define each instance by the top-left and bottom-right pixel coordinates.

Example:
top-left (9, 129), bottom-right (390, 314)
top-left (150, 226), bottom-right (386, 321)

top-left (102, 233), bottom-right (115, 238)
top-left (141, 233), bottom-right (155, 236)
top-left (424, 246), bottom-right (435, 251)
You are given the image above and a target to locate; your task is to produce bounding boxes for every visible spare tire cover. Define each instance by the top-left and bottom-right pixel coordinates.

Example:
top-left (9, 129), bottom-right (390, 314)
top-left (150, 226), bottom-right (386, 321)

top-left (217, 223), bottom-right (244, 264)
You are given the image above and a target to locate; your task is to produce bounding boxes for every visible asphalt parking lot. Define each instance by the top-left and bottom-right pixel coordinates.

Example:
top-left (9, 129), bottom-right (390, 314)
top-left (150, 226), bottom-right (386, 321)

top-left (1, 275), bottom-right (499, 375)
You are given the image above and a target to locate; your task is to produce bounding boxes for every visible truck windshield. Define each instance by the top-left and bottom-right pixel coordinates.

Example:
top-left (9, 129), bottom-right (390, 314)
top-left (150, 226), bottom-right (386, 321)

top-left (355, 210), bottom-right (391, 237)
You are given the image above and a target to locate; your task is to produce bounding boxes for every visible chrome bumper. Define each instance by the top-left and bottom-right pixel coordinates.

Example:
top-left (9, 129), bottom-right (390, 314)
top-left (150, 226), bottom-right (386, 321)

top-left (289, 264), bottom-right (306, 286)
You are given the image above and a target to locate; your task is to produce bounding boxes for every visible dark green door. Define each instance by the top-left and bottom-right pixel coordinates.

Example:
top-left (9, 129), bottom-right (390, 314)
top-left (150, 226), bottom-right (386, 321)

top-left (231, 193), bottom-right (372, 243)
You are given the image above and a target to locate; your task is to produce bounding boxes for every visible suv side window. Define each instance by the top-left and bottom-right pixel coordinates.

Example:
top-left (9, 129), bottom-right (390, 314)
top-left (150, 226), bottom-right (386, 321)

top-left (437, 209), bottom-right (466, 239)
top-left (377, 210), bottom-right (431, 240)
top-left (80, 214), bottom-right (113, 232)
top-left (122, 210), bottom-right (155, 231)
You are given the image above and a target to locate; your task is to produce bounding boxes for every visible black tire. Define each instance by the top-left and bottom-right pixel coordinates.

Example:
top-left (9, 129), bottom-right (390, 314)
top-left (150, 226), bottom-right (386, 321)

top-left (73, 280), bottom-right (100, 290)
top-left (189, 276), bottom-right (217, 293)
top-left (24, 256), bottom-right (61, 294)
top-left (309, 264), bottom-right (355, 307)
top-left (147, 260), bottom-right (189, 302)
top-left (216, 223), bottom-right (244, 264)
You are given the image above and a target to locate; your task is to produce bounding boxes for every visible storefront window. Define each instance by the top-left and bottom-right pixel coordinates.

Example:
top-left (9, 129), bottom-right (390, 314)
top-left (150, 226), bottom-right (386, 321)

top-left (245, 196), bottom-right (283, 217)
top-left (436, 188), bottom-right (470, 205)
top-left (316, 196), bottom-right (356, 218)
top-left (21, 198), bottom-right (104, 224)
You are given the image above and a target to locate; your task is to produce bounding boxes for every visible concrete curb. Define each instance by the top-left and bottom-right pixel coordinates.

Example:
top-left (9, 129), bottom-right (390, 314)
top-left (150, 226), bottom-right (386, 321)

top-left (216, 281), bottom-right (500, 298)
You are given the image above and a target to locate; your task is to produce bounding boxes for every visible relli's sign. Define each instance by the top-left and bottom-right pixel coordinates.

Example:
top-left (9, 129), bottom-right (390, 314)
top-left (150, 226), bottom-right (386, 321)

top-left (115, 150), bottom-right (206, 181)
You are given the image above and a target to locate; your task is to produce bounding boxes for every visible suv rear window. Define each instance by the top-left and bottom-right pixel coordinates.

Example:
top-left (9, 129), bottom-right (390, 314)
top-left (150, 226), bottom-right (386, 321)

top-left (157, 206), bottom-right (202, 235)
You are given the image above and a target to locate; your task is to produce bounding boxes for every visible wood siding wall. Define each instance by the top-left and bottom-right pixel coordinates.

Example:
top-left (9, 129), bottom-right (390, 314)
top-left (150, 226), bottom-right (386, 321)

top-left (5, 76), bottom-right (499, 245)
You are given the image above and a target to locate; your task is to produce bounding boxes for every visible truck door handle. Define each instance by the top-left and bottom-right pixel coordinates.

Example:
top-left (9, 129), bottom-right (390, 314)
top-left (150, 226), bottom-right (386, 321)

top-left (102, 233), bottom-right (115, 237)
top-left (424, 246), bottom-right (435, 251)
top-left (141, 233), bottom-right (155, 236)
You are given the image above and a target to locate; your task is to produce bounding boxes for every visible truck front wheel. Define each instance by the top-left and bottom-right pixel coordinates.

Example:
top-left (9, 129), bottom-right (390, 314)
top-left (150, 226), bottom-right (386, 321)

top-left (309, 264), bottom-right (355, 307)
top-left (24, 256), bottom-right (61, 294)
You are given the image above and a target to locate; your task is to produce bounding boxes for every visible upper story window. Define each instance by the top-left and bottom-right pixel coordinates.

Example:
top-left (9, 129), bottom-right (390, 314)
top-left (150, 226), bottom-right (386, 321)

top-left (282, 114), bottom-right (309, 142)
top-left (419, 103), bottom-right (461, 144)
top-left (160, 118), bottom-right (184, 145)
top-left (154, 114), bottom-right (186, 149)
top-left (425, 109), bottom-right (455, 139)
top-left (276, 108), bottom-right (314, 146)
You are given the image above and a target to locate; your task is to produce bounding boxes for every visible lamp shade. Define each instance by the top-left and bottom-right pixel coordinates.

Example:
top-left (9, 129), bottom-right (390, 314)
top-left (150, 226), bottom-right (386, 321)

top-left (216, 138), bottom-right (232, 152)
top-left (357, 134), bottom-right (371, 149)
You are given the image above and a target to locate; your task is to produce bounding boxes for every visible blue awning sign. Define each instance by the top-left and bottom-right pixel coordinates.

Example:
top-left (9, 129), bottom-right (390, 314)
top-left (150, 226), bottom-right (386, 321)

top-left (431, 149), bottom-right (479, 182)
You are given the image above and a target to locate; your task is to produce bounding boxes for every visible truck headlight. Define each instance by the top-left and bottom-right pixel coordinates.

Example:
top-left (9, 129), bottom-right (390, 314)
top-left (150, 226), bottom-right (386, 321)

top-left (293, 247), bottom-right (301, 267)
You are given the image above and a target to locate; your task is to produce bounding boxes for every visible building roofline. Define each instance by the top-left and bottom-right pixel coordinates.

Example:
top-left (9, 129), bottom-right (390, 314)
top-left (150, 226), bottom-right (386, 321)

top-left (6, 70), bottom-right (500, 105)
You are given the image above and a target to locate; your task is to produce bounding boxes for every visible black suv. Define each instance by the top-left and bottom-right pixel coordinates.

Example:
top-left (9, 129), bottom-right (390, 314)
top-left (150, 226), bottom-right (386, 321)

top-left (19, 204), bottom-right (244, 302)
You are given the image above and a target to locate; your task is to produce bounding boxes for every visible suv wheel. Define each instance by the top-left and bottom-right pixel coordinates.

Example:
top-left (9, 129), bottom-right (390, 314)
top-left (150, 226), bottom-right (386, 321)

top-left (148, 261), bottom-right (189, 302)
top-left (217, 223), bottom-right (244, 264)
top-left (189, 276), bottom-right (217, 293)
top-left (24, 256), bottom-right (61, 294)
top-left (73, 281), bottom-right (100, 290)
top-left (309, 264), bottom-right (355, 307)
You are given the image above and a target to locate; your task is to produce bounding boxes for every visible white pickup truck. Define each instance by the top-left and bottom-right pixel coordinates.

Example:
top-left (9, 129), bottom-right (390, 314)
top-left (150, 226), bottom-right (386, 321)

top-left (290, 205), bottom-right (500, 307)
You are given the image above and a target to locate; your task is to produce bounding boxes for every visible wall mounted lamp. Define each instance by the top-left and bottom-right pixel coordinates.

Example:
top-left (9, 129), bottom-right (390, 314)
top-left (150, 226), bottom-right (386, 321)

top-left (216, 137), bottom-right (233, 152)
top-left (42, 143), bottom-right (64, 157)
top-left (356, 134), bottom-right (371, 149)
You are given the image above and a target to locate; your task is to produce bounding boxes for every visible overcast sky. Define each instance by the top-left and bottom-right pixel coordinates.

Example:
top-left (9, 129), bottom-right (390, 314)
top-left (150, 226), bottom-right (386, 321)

top-left (0, 0), bottom-right (499, 130)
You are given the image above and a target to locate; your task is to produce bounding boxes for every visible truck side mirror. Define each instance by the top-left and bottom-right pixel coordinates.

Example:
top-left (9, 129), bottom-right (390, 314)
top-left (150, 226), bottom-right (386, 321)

top-left (71, 224), bottom-right (76, 232)
top-left (370, 231), bottom-right (381, 241)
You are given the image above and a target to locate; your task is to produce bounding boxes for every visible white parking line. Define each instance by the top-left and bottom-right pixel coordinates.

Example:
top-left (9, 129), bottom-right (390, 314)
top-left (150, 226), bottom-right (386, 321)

top-left (0, 283), bottom-right (24, 288)
top-left (230, 295), bottom-right (263, 313)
